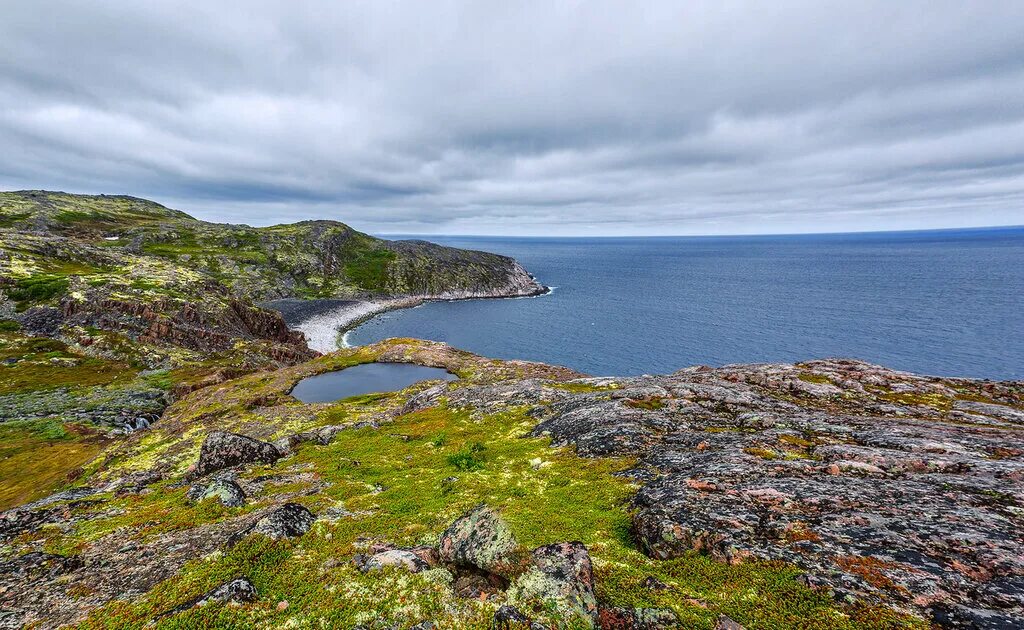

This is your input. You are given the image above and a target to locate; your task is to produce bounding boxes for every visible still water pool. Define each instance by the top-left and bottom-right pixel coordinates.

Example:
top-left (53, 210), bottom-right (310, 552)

top-left (289, 363), bottom-right (457, 403)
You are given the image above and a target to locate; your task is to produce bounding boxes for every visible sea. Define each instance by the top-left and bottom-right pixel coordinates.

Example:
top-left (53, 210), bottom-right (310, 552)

top-left (346, 227), bottom-right (1024, 380)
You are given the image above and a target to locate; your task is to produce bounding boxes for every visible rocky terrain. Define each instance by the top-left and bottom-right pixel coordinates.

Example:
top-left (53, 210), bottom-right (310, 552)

top-left (2, 191), bottom-right (1022, 628)
top-left (0, 191), bottom-right (544, 508)
top-left (0, 338), bottom-right (1020, 629)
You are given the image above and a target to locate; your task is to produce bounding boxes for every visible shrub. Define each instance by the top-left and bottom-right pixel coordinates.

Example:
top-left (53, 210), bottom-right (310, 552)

top-left (8, 275), bottom-right (70, 303)
top-left (447, 441), bottom-right (486, 471)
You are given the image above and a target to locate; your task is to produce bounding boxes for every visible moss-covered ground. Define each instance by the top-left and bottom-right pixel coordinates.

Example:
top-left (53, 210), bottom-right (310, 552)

top-left (5, 341), bottom-right (922, 629)
top-left (0, 419), bottom-right (109, 510)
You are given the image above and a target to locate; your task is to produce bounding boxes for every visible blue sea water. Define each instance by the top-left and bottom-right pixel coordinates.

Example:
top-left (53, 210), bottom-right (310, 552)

top-left (349, 228), bottom-right (1024, 380)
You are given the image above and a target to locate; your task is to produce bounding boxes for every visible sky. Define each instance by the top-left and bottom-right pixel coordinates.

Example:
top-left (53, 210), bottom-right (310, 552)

top-left (2, 2), bottom-right (1023, 236)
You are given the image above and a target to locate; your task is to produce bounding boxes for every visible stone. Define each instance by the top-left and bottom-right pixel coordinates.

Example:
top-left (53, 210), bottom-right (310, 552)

top-left (493, 604), bottom-right (546, 630)
top-left (186, 476), bottom-right (246, 507)
top-left (713, 615), bottom-right (744, 630)
top-left (452, 571), bottom-right (506, 599)
top-left (508, 542), bottom-right (598, 626)
top-left (438, 505), bottom-right (519, 576)
top-left (196, 577), bottom-right (259, 607)
top-left (227, 503), bottom-right (315, 546)
top-left (191, 431), bottom-right (282, 478)
top-left (358, 549), bottom-right (430, 573)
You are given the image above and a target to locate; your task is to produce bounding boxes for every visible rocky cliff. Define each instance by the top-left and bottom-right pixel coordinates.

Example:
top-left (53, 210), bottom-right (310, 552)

top-left (1, 339), bottom-right (1020, 629)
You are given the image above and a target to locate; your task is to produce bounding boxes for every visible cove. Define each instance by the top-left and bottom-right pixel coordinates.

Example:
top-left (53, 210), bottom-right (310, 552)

top-left (289, 363), bottom-right (458, 403)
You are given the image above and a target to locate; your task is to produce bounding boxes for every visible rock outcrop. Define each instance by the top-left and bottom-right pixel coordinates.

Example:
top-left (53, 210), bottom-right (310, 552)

top-left (191, 431), bottom-right (283, 478)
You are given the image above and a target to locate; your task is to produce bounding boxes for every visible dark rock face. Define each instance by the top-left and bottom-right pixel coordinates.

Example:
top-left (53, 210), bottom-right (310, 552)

top-left (0, 552), bottom-right (82, 579)
top-left (196, 577), bottom-right (259, 606)
top-left (438, 505), bottom-right (519, 577)
top-left (449, 359), bottom-right (1024, 626)
top-left (510, 542), bottom-right (598, 625)
top-left (227, 503), bottom-right (315, 546)
top-left (15, 306), bottom-right (63, 336)
top-left (493, 604), bottom-right (546, 629)
top-left (191, 431), bottom-right (282, 478)
top-left (713, 615), bottom-right (745, 630)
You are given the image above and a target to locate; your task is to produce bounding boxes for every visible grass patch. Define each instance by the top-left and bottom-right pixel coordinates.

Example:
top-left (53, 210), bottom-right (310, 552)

top-left (7, 274), bottom-right (70, 305)
top-left (0, 420), bottom-right (107, 510)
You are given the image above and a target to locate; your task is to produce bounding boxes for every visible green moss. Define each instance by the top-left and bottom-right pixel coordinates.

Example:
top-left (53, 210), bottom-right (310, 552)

top-left (0, 320), bottom-right (21, 332)
top-left (343, 243), bottom-right (397, 292)
top-left (878, 390), bottom-right (953, 412)
top-left (624, 396), bottom-right (666, 410)
top-left (0, 420), bottom-right (107, 510)
top-left (446, 441), bottom-right (487, 471)
top-left (798, 373), bottom-right (833, 385)
top-left (743, 447), bottom-right (779, 460)
top-left (8, 274), bottom-right (70, 304)
top-left (0, 334), bottom-right (133, 394)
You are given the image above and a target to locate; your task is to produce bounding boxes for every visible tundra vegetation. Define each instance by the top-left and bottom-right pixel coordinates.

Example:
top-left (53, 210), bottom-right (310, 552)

top-left (1, 193), bottom-right (1021, 629)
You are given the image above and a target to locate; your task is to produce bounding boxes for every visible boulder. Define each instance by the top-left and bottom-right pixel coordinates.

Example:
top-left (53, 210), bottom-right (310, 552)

top-left (713, 615), bottom-right (744, 630)
top-left (508, 542), bottom-right (598, 626)
top-left (357, 549), bottom-right (430, 573)
top-left (227, 503), bottom-right (315, 546)
top-left (493, 604), bottom-right (547, 630)
top-left (438, 505), bottom-right (519, 576)
top-left (196, 577), bottom-right (259, 606)
top-left (186, 476), bottom-right (246, 508)
top-left (166, 577), bottom-right (258, 617)
top-left (191, 431), bottom-right (282, 478)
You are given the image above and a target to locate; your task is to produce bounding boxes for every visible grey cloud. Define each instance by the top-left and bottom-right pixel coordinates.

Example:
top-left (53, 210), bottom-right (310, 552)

top-left (1, 1), bottom-right (1023, 235)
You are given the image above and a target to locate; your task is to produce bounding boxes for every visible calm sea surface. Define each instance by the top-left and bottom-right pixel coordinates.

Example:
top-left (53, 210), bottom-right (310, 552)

top-left (348, 228), bottom-right (1024, 380)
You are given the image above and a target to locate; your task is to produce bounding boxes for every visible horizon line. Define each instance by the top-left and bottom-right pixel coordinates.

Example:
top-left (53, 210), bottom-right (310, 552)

top-left (376, 223), bottom-right (1024, 240)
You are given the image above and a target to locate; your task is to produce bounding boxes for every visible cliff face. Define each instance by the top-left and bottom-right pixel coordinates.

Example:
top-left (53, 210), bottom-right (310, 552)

top-left (0, 339), bottom-right (1020, 629)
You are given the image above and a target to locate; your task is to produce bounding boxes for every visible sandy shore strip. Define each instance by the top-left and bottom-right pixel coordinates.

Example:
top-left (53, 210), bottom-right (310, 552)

top-left (263, 297), bottom-right (422, 353)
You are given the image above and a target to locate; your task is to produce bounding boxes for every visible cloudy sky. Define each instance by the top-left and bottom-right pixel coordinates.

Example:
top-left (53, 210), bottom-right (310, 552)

top-left (2, 1), bottom-right (1023, 235)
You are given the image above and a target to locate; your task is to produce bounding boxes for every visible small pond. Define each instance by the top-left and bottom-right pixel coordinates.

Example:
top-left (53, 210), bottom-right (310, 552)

top-left (289, 363), bottom-right (458, 403)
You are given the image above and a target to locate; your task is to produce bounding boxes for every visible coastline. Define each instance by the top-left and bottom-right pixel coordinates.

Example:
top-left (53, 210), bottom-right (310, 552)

top-left (264, 284), bottom-right (550, 354)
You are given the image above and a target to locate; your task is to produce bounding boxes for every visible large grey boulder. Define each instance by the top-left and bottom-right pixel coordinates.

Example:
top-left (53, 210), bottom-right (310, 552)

top-left (191, 431), bottom-right (281, 478)
top-left (508, 542), bottom-right (598, 626)
top-left (438, 505), bottom-right (519, 576)
top-left (227, 503), bottom-right (315, 546)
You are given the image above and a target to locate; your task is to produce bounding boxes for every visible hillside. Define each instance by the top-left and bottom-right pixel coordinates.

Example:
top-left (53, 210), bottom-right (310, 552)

top-left (0, 191), bottom-right (544, 511)
top-left (1, 339), bottom-right (1021, 628)
top-left (0, 191), bottom-right (543, 300)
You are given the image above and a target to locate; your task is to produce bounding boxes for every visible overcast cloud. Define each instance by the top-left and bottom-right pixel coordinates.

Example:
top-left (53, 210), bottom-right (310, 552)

top-left (1, 1), bottom-right (1023, 235)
